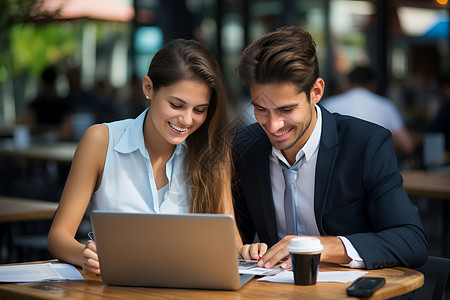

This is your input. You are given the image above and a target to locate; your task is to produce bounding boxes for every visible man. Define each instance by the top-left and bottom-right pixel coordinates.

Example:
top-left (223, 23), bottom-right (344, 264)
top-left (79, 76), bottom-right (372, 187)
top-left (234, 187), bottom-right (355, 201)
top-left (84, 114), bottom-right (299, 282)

top-left (233, 26), bottom-right (428, 271)
top-left (322, 66), bottom-right (414, 158)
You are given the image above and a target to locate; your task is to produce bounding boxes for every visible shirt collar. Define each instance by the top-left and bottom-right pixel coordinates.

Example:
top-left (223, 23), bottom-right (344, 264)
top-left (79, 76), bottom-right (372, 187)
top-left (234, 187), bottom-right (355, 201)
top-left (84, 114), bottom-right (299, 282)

top-left (272, 104), bottom-right (322, 167)
top-left (115, 108), bottom-right (187, 159)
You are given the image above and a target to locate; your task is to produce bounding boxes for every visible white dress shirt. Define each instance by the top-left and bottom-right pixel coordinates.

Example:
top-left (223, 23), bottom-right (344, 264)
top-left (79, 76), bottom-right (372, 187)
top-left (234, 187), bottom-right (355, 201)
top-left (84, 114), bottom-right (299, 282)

top-left (270, 105), bottom-right (365, 268)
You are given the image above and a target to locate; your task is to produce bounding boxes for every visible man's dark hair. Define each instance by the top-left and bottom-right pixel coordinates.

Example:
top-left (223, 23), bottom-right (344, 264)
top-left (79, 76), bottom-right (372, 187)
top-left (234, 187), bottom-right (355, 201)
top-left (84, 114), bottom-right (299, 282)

top-left (236, 26), bottom-right (320, 95)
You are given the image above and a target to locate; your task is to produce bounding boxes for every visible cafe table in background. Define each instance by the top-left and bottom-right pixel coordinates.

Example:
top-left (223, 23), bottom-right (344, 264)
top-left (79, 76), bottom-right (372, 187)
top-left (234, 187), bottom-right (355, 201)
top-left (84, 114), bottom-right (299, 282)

top-left (0, 196), bottom-right (59, 264)
top-left (0, 140), bottom-right (76, 207)
top-left (0, 142), bottom-right (77, 164)
top-left (401, 169), bottom-right (450, 199)
top-left (0, 196), bottom-right (58, 223)
top-left (0, 261), bottom-right (424, 299)
top-left (401, 168), bottom-right (450, 256)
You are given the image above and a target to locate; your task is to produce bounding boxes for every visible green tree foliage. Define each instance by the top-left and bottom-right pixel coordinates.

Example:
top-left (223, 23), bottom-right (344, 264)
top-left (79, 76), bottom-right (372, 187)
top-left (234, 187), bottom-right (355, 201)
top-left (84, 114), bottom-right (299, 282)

top-left (0, 0), bottom-right (70, 85)
top-left (9, 23), bottom-right (78, 77)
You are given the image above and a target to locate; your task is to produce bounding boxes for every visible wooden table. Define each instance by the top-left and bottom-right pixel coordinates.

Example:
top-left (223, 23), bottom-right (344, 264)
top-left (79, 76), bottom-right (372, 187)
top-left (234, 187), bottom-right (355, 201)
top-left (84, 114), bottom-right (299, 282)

top-left (401, 169), bottom-right (450, 256)
top-left (0, 196), bottom-right (58, 223)
top-left (0, 196), bottom-right (59, 263)
top-left (401, 169), bottom-right (450, 199)
top-left (0, 261), bottom-right (424, 299)
top-left (0, 142), bottom-right (77, 164)
top-left (0, 142), bottom-right (75, 208)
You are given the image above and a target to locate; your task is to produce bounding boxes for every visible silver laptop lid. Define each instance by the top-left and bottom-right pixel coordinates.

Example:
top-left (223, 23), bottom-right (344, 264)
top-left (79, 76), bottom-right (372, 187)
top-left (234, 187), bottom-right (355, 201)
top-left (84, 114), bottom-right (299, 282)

top-left (90, 212), bottom-right (244, 290)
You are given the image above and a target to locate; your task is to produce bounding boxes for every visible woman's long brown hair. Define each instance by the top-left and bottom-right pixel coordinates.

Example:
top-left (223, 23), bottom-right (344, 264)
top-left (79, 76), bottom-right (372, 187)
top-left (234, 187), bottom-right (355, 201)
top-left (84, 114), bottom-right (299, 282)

top-left (147, 39), bottom-right (231, 214)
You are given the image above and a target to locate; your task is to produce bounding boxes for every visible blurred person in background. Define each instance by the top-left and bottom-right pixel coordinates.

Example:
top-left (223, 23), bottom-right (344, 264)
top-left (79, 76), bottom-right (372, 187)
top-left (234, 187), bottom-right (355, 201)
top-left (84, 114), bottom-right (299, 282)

top-left (63, 67), bottom-right (119, 141)
top-left (63, 66), bottom-right (100, 114)
top-left (116, 74), bottom-right (149, 119)
top-left (426, 73), bottom-right (450, 161)
top-left (91, 79), bottom-right (121, 123)
top-left (322, 66), bottom-right (415, 162)
top-left (17, 66), bottom-right (71, 141)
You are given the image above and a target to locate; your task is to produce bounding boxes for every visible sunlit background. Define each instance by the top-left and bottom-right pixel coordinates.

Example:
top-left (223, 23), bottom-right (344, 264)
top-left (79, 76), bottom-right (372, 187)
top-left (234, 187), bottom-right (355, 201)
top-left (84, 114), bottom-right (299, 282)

top-left (0, 0), bottom-right (448, 127)
top-left (0, 0), bottom-right (449, 269)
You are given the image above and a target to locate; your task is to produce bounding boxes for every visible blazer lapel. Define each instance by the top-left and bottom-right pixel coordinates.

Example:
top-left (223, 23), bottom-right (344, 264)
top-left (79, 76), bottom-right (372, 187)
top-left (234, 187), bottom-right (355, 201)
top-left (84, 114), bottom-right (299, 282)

top-left (258, 145), bottom-right (279, 246)
top-left (314, 106), bottom-right (339, 235)
top-left (248, 126), bottom-right (279, 246)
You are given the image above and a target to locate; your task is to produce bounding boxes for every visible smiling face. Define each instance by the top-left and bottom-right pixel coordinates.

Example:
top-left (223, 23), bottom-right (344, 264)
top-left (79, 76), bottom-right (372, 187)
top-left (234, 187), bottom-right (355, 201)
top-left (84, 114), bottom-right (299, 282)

top-left (144, 77), bottom-right (211, 146)
top-left (250, 79), bottom-right (324, 161)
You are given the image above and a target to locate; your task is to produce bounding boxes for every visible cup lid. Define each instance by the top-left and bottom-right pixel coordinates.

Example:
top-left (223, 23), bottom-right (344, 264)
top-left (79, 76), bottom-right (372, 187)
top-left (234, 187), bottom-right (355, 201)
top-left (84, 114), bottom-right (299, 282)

top-left (286, 237), bottom-right (323, 253)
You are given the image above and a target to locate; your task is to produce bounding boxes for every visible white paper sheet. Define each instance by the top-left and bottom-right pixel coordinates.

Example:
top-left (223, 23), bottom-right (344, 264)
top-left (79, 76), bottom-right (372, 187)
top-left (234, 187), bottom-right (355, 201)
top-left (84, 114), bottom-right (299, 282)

top-left (256, 269), bottom-right (368, 283)
top-left (0, 263), bottom-right (84, 283)
top-left (238, 259), bottom-right (284, 276)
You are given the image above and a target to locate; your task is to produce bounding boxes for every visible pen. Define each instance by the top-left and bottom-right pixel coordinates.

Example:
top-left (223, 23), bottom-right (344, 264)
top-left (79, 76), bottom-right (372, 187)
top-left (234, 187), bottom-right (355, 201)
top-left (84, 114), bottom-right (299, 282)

top-left (88, 231), bottom-right (95, 243)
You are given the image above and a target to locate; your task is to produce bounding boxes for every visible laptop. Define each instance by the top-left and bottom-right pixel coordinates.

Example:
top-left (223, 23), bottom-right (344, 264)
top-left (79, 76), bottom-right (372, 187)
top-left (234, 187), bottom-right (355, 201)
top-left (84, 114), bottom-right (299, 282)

top-left (90, 211), bottom-right (254, 290)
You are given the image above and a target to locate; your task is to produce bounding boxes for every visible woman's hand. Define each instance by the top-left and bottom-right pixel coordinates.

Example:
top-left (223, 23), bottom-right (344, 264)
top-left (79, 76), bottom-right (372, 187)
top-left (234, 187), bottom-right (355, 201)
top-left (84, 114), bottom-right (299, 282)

top-left (238, 243), bottom-right (268, 260)
top-left (82, 240), bottom-right (100, 275)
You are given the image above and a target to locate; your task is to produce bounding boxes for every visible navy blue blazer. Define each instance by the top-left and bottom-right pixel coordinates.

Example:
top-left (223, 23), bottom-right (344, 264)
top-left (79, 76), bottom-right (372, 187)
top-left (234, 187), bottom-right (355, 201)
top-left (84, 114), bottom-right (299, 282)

top-left (232, 105), bottom-right (428, 270)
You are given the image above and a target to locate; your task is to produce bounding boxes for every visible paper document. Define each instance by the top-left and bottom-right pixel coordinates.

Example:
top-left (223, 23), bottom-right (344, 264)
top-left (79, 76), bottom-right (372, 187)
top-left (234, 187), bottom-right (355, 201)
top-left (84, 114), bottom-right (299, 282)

top-left (0, 263), bottom-right (84, 283)
top-left (256, 269), bottom-right (368, 283)
top-left (238, 259), bottom-right (284, 276)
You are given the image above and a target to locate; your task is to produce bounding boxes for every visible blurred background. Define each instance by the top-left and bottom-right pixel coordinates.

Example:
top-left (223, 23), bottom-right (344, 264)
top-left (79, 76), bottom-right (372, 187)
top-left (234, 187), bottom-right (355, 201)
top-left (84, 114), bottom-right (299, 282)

top-left (0, 0), bottom-right (449, 266)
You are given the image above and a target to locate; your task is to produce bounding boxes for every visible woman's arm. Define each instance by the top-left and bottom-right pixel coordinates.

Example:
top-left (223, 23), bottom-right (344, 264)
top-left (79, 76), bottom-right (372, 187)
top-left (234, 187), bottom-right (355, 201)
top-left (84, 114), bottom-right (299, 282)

top-left (47, 124), bottom-right (109, 274)
top-left (221, 180), bottom-right (267, 260)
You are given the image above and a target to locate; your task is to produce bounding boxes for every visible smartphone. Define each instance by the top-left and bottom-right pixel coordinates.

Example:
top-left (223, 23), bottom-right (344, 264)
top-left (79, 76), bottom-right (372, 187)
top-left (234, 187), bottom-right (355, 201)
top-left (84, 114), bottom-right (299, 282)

top-left (346, 277), bottom-right (386, 297)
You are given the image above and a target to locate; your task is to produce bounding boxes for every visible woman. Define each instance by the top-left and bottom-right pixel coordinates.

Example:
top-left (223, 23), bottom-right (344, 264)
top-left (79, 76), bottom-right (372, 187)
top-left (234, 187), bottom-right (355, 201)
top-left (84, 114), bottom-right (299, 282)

top-left (47, 39), bottom-right (265, 275)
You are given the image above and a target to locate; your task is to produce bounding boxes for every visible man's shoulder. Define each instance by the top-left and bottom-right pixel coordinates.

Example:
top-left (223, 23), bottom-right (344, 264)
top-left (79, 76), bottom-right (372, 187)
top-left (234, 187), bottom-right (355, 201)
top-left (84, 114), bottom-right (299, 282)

top-left (324, 111), bottom-right (395, 165)
top-left (232, 123), bottom-right (270, 157)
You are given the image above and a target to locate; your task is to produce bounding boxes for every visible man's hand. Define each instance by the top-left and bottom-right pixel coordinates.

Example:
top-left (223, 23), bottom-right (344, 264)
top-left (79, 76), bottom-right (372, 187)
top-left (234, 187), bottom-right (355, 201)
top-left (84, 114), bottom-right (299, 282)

top-left (257, 235), bottom-right (296, 269)
top-left (257, 235), bottom-right (351, 269)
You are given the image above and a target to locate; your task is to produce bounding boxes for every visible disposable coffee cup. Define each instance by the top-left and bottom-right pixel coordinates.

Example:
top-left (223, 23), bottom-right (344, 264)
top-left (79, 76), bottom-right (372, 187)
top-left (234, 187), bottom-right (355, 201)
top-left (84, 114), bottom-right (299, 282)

top-left (287, 237), bottom-right (323, 285)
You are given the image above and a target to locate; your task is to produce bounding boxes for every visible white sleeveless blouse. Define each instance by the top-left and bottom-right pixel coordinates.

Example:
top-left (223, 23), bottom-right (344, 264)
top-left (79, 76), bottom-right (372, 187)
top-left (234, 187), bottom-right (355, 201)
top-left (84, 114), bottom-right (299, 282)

top-left (91, 109), bottom-right (191, 214)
